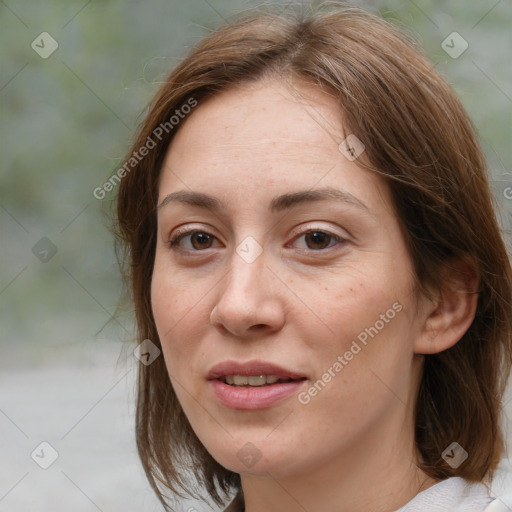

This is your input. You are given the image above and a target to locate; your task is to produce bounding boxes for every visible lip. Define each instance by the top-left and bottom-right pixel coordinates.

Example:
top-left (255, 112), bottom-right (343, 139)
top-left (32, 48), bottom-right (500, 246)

top-left (207, 360), bottom-right (308, 410)
top-left (206, 360), bottom-right (307, 381)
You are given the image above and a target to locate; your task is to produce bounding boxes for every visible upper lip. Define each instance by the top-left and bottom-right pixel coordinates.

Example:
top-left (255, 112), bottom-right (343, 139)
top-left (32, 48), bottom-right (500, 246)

top-left (207, 360), bottom-right (307, 380)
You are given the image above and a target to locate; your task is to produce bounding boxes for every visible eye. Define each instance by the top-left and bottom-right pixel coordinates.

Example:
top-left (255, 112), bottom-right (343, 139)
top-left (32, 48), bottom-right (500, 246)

top-left (168, 227), bottom-right (346, 253)
top-left (289, 229), bottom-right (346, 251)
top-left (168, 229), bottom-right (221, 251)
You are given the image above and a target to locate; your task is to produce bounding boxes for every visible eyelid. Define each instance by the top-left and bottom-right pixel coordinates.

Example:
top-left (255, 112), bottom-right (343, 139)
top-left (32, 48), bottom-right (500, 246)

top-left (166, 223), bottom-right (349, 256)
top-left (167, 224), bottom-right (223, 249)
top-left (284, 228), bottom-right (347, 253)
top-left (169, 223), bottom-right (217, 239)
top-left (288, 222), bottom-right (348, 241)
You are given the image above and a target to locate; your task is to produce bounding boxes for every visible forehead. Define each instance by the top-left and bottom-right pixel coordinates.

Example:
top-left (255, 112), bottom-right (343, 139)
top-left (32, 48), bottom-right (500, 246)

top-left (164, 79), bottom-right (342, 167)
top-left (158, 79), bottom-right (392, 213)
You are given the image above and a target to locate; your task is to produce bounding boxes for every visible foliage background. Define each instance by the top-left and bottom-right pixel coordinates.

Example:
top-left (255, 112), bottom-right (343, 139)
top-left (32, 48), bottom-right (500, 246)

top-left (1, 1), bottom-right (511, 511)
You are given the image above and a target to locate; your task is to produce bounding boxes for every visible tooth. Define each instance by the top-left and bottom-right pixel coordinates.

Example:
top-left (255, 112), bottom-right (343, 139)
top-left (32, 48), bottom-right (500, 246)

top-left (225, 375), bottom-right (289, 386)
top-left (248, 375), bottom-right (266, 386)
top-left (233, 375), bottom-right (249, 386)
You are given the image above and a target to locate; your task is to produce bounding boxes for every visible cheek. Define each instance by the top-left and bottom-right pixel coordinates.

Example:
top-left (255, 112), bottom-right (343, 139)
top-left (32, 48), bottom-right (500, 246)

top-left (150, 262), bottom-right (205, 364)
top-left (303, 262), bottom-right (410, 349)
top-left (297, 261), bottom-right (417, 408)
top-left (291, 292), bottom-right (415, 457)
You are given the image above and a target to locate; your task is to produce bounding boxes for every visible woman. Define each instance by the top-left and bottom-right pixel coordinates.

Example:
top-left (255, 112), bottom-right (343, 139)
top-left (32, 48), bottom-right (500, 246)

top-left (115, 3), bottom-right (512, 511)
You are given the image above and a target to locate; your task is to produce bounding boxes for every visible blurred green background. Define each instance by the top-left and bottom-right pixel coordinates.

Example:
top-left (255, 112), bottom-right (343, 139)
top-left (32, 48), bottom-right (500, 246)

top-left (1, 0), bottom-right (511, 368)
top-left (0, 2), bottom-right (511, 511)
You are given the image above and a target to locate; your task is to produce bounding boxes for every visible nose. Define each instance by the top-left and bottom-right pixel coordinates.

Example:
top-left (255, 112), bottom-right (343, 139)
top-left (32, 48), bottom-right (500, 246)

top-left (210, 249), bottom-right (286, 338)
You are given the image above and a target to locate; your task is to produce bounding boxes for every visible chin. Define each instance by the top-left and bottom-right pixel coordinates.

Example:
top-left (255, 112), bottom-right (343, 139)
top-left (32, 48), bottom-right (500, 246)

top-left (205, 436), bottom-right (307, 478)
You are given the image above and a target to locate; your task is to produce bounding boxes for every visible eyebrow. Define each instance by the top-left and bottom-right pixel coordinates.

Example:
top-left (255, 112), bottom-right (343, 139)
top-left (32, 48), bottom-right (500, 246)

top-left (157, 187), bottom-right (370, 214)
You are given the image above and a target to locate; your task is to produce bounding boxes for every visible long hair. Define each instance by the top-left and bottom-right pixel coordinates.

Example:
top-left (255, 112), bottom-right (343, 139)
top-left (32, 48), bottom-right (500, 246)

top-left (115, 3), bottom-right (512, 509)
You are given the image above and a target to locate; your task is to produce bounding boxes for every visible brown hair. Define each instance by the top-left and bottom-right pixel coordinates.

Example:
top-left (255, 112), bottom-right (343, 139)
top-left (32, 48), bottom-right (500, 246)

top-left (115, 3), bottom-right (512, 510)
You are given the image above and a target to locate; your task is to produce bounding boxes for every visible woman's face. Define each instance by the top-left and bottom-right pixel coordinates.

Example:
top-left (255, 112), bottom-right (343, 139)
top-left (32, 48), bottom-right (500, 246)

top-left (151, 79), bottom-right (430, 478)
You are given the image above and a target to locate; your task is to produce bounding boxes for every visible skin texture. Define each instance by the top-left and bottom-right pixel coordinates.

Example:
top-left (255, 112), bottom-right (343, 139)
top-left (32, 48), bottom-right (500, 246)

top-left (151, 78), bottom-right (478, 512)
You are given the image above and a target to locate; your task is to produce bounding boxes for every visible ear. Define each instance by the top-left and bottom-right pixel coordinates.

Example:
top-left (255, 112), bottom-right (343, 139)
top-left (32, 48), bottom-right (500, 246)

top-left (414, 257), bottom-right (480, 355)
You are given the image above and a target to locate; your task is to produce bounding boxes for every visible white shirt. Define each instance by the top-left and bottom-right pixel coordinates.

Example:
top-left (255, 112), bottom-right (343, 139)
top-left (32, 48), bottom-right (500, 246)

top-left (394, 477), bottom-right (507, 511)
top-left (224, 471), bottom-right (512, 511)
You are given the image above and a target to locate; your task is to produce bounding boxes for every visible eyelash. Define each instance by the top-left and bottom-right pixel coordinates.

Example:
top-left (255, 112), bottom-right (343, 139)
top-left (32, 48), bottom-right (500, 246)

top-left (167, 228), bottom-right (347, 253)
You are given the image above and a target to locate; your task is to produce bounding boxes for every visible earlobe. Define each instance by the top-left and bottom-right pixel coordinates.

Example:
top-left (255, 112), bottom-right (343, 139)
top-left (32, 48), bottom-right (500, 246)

top-left (414, 258), bottom-right (480, 355)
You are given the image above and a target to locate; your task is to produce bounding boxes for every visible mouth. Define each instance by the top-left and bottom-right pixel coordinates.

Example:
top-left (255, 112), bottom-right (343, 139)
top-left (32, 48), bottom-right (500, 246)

top-left (207, 360), bottom-right (308, 383)
top-left (207, 360), bottom-right (308, 409)
top-left (219, 375), bottom-right (307, 387)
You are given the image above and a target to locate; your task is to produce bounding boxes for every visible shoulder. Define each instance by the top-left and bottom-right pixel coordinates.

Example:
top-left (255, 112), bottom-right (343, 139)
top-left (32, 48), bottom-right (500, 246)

top-left (395, 477), bottom-right (495, 512)
top-left (485, 464), bottom-right (512, 511)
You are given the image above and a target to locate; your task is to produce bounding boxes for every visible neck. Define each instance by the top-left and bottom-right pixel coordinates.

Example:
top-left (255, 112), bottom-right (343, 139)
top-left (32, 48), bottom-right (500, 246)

top-left (241, 450), bottom-right (437, 512)
top-left (240, 396), bottom-right (438, 512)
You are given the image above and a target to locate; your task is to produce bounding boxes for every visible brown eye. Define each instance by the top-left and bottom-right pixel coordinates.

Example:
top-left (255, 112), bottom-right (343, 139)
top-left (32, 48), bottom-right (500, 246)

top-left (169, 230), bottom-right (219, 251)
top-left (304, 231), bottom-right (332, 250)
top-left (189, 232), bottom-right (213, 250)
top-left (290, 229), bottom-right (345, 251)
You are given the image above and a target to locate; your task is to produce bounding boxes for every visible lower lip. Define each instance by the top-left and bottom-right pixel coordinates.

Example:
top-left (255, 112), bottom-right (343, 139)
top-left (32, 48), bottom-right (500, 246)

top-left (209, 379), bottom-right (306, 410)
